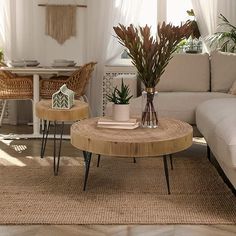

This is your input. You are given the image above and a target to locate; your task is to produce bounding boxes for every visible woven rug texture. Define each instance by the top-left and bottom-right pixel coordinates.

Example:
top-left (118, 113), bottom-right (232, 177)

top-left (0, 143), bottom-right (235, 224)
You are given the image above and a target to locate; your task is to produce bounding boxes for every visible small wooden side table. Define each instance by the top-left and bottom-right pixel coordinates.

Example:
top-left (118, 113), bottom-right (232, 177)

top-left (36, 99), bottom-right (89, 175)
top-left (71, 117), bottom-right (193, 193)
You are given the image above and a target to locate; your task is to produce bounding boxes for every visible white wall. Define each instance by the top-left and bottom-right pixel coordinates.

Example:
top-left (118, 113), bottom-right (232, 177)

top-left (13, 0), bottom-right (87, 66)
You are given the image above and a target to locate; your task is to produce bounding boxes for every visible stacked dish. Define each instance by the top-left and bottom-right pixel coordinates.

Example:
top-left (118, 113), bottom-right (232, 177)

top-left (52, 59), bottom-right (76, 67)
top-left (24, 60), bottom-right (40, 67)
top-left (9, 60), bottom-right (25, 67)
top-left (9, 60), bottom-right (40, 67)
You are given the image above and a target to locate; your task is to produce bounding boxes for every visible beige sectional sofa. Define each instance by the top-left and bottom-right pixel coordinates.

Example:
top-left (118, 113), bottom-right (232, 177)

top-left (128, 51), bottom-right (236, 125)
top-left (196, 98), bottom-right (236, 188)
top-left (105, 50), bottom-right (236, 189)
top-left (196, 51), bottom-right (236, 189)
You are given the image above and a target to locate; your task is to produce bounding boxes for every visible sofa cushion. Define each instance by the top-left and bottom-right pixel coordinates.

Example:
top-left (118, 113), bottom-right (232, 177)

top-left (105, 92), bottom-right (235, 125)
top-left (228, 78), bottom-right (236, 95)
top-left (196, 98), bottom-right (236, 188)
top-left (156, 53), bottom-right (210, 92)
top-left (196, 98), bottom-right (236, 140)
top-left (211, 51), bottom-right (236, 92)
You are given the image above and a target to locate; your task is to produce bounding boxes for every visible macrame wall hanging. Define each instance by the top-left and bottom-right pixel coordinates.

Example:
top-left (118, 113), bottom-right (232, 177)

top-left (39, 3), bottom-right (87, 44)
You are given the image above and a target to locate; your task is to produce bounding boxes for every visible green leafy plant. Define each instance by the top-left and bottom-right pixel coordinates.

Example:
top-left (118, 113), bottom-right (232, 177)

top-left (106, 79), bottom-right (133, 104)
top-left (176, 38), bottom-right (187, 53)
top-left (0, 49), bottom-right (3, 62)
top-left (186, 9), bottom-right (201, 39)
top-left (184, 9), bottom-right (202, 53)
top-left (208, 14), bottom-right (236, 52)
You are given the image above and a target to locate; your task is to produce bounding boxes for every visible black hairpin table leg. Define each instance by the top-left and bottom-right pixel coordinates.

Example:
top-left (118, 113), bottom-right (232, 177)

top-left (163, 155), bottom-right (170, 194)
top-left (40, 120), bottom-right (50, 159)
top-left (97, 154), bottom-right (101, 167)
top-left (83, 151), bottom-right (92, 191)
top-left (207, 144), bottom-right (211, 162)
top-left (169, 154), bottom-right (173, 170)
top-left (53, 121), bottom-right (64, 176)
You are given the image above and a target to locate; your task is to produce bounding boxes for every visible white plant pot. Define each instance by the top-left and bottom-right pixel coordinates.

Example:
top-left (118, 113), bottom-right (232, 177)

top-left (112, 104), bottom-right (130, 121)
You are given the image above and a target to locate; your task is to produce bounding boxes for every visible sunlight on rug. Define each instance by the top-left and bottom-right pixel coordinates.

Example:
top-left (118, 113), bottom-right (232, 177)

top-left (0, 142), bottom-right (235, 225)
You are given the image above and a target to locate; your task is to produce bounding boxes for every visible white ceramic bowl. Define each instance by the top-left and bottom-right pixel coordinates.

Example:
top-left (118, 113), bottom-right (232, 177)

top-left (26, 62), bottom-right (40, 67)
top-left (25, 60), bottom-right (38, 63)
top-left (54, 59), bottom-right (68, 63)
top-left (10, 61), bottom-right (25, 67)
top-left (52, 62), bottom-right (71, 67)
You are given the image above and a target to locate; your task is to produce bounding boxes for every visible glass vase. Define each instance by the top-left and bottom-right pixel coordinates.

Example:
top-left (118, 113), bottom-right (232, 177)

top-left (141, 88), bottom-right (158, 128)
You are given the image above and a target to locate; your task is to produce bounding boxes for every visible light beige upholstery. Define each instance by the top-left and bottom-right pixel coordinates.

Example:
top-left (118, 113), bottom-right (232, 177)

top-left (196, 98), bottom-right (236, 188)
top-left (211, 51), bottom-right (236, 92)
top-left (156, 53), bottom-right (210, 92)
top-left (228, 79), bottom-right (236, 95)
top-left (106, 92), bottom-right (234, 125)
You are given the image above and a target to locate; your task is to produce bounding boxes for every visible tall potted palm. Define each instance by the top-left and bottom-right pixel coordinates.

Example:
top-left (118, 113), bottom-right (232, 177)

top-left (208, 14), bottom-right (236, 52)
top-left (113, 22), bottom-right (191, 128)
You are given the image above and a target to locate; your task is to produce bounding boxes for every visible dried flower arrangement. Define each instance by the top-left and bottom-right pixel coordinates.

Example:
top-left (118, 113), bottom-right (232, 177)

top-left (113, 22), bottom-right (192, 127)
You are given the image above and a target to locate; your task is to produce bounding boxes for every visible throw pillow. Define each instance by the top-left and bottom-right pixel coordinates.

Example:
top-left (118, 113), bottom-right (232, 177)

top-left (211, 50), bottom-right (236, 92)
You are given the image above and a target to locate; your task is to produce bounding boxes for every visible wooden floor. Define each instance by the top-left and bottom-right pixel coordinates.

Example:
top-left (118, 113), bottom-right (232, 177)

top-left (1, 225), bottom-right (236, 236)
top-left (0, 125), bottom-right (236, 236)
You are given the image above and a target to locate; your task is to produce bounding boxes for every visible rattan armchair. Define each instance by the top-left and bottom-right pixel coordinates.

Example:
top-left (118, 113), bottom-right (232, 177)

top-left (40, 62), bottom-right (97, 100)
top-left (0, 68), bottom-right (33, 126)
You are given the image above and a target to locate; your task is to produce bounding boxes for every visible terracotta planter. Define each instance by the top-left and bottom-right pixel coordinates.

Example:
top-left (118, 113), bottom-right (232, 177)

top-left (112, 104), bottom-right (130, 121)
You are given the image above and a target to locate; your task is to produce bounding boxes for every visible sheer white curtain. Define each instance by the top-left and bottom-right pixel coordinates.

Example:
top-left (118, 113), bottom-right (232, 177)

top-left (0, 0), bottom-right (12, 59)
top-left (191, 0), bottom-right (236, 51)
top-left (0, 0), bottom-right (36, 61)
top-left (217, 0), bottom-right (236, 25)
top-left (85, 0), bottom-right (156, 116)
top-left (191, 0), bottom-right (218, 38)
top-left (167, 0), bottom-right (193, 25)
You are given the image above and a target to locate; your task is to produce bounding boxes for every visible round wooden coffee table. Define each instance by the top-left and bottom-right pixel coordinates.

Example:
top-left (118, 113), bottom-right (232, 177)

top-left (71, 117), bottom-right (193, 193)
top-left (36, 99), bottom-right (89, 175)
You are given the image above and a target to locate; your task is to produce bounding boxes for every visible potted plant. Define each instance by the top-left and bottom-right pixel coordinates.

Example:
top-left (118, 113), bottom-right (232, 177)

top-left (113, 22), bottom-right (191, 128)
top-left (106, 79), bottom-right (133, 121)
top-left (207, 14), bottom-right (236, 52)
top-left (0, 49), bottom-right (4, 63)
top-left (185, 9), bottom-right (202, 53)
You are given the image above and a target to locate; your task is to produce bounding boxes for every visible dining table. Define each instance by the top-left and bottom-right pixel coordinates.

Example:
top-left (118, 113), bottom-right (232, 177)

top-left (0, 66), bottom-right (78, 139)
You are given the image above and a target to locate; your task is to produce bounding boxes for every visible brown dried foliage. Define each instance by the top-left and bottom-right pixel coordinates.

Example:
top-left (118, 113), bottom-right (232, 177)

top-left (113, 22), bottom-right (192, 88)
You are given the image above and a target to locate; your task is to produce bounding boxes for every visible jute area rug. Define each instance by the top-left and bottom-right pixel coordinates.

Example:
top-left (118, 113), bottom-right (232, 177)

top-left (0, 141), bottom-right (235, 225)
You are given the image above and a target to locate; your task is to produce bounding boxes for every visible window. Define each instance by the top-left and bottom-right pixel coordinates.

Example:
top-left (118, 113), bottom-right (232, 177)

top-left (167, 0), bottom-right (193, 25)
top-left (117, 0), bottom-right (194, 59)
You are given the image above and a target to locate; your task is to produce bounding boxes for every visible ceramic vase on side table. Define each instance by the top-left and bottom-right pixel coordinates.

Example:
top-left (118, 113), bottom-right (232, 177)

top-left (112, 104), bottom-right (130, 121)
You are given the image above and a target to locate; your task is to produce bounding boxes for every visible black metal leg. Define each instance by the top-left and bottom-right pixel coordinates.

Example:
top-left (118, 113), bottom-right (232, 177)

top-left (40, 120), bottom-right (50, 158)
top-left (53, 121), bottom-right (64, 176)
top-left (163, 155), bottom-right (170, 194)
top-left (83, 151), bottom-right (92, 191)
top-left (133, 158), bottom-right (136, 163)
top-left (207, 144), bottom-right (211, 162)
top-left (97, 154), bottom-right (101, 167)
top-left (169, 154), bottom-right (173, 170)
